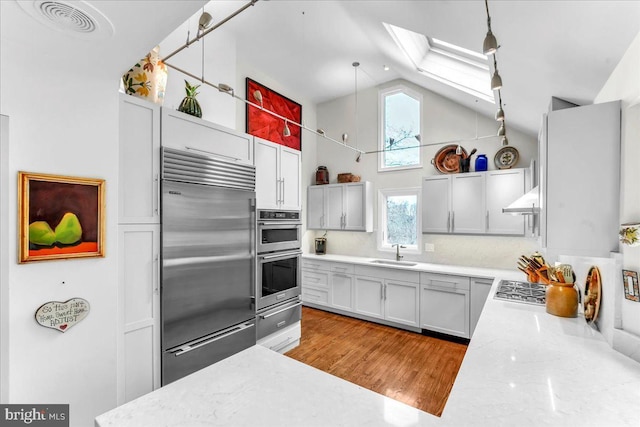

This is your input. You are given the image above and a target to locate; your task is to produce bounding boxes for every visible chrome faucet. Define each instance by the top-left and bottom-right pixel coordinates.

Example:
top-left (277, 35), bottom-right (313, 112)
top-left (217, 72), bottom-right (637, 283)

top-left (392, 244), bottom-right (406, 261)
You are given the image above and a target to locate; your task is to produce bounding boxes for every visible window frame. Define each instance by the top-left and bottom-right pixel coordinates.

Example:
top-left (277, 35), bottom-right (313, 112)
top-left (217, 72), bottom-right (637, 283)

top-left (378, 85), bottom-right (424, 172)
top-left (377, 187), bottom-right (422, 254)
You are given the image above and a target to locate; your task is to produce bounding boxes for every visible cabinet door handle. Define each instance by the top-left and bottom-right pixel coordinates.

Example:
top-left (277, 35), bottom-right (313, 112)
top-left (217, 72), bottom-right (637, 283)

top-left (154, 174), bottom-right (160, 215)
top-left (383, 284), bottom-right (387, 300)
top-left (280, 178), bottom-right (285, 205)
top-left (154, 254), bottom-right (160, 294)
top-left (486, 211), bottom-right (489, 230)
top-left (451, 211), bottom-right (455, 232)
top-left (447, 211), bottom-right (451, 232)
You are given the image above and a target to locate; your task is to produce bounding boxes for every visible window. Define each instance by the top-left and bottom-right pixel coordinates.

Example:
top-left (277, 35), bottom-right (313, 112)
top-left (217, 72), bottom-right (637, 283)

top-left (383, 23), bottom-right (493, 103)
top-left (379, 86), bottom-right (422, 171)
top-left (378, 188), bottom-right (421, 253)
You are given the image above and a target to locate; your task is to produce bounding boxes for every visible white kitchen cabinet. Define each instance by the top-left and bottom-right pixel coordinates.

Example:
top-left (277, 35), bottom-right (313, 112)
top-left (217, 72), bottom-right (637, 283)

top-left (354, 265), bottom-right (420, 327)
top-left (541, 101), bottom-right (620, 258)
top-left (255, 137), bottom-right (301, 210)
top-left (301, 259), bottom-right (331, 307)
top-left (421, 175), bottom-right (450, 233)
top-left (119, 93), bottom-right (160, 224)
top-left (420, 273), bottom-right (470, 338)
top-left (118, 225), bottom-right (161, 403)
top-left (161, 108), bottom-right (253, 166)
top-left (307, 186), bottom-right (325, 229)
top-left (117, 94), bottom-right (161, 405)
top-left (470, 278), bottom-right (493, 337)
top-left (307, 182), bottom-right (373, 231)
top-left (485, 170), bottom-right (525, 235)
top-left (422, 169), bottom-right (524, 236)
top-left (330, 263), bottom-right (355, 311)
top-left (451, 173), bottom-right (485, 234)
top-left (384, 279), bottom-right (420, 328)
top-left (354, 276), bottom-right (385, 319)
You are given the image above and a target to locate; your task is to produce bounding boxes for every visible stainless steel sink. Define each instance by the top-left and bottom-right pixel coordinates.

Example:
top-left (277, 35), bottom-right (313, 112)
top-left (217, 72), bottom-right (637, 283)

top-left (369, 259), bottom-right (418, 267)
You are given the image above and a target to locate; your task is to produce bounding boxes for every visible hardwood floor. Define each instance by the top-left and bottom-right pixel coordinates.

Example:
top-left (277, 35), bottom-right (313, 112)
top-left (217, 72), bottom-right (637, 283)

top-left (285, 307), bottom-right (468, 417)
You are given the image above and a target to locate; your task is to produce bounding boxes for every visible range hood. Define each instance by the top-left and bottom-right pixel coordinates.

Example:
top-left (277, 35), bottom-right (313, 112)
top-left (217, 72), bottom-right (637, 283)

top-left (502, 186), bottom-right (540, 215)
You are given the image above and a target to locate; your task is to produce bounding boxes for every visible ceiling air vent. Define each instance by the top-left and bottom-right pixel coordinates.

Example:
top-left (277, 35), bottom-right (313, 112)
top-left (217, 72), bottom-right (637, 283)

top-left (18, 0), bottom-right (114, 40)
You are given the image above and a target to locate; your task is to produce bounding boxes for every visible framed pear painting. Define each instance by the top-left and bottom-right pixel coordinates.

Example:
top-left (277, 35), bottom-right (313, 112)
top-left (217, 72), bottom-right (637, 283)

top-left (19, 172), bottom-right (105, 263)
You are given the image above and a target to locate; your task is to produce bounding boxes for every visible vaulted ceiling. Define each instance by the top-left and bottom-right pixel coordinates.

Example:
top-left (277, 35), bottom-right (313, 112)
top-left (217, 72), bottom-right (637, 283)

top-left (3, 1), bottom-right (639, 138)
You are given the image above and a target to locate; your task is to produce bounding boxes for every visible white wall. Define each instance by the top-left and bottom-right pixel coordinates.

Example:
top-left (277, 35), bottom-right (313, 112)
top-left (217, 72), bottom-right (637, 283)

top-left (0, 13), bottom-right (119, 427)
top-left (158, 13), bottom-right (237, 129)
top-left (313, 79), bottom-right (540, 269)
top-left (594, 30), bottom-right (640, 354)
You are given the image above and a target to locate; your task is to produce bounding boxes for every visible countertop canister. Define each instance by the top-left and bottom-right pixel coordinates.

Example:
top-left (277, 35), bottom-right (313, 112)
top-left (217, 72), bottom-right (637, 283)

top-left (545, 281), bottom-right (579, 317)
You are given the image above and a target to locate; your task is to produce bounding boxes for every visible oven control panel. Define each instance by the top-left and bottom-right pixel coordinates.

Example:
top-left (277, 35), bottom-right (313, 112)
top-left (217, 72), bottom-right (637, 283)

top-left (259, 210), bottom-right (300, 220)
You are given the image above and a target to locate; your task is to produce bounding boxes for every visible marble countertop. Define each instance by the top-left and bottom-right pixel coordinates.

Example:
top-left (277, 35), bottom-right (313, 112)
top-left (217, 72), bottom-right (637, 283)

top-left (96, 262), bottom-right (640, 426)
top-left (302, 253), bottom-right (517, 280)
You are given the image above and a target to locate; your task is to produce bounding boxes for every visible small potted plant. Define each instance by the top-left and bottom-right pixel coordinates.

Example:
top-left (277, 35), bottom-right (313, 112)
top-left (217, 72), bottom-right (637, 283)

top-left (178, 80), bottom-right (202, 118)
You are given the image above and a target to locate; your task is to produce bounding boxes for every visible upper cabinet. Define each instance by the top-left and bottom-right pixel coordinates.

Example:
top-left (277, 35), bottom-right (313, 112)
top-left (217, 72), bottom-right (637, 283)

top-left (307, 182), bottom-right (373, 232)
top-left (422, 169), bottom-right (524, 236)
top-left (254, 137), bottom-right (301, 210)
top-left (541, 101), bottom-right (620, 258)
top-left (161, 109), bottom-right (253, 166)
top-left (119, 93), bottom-right (160, 224)
top-left (485, 169), bottom-right (526, 235)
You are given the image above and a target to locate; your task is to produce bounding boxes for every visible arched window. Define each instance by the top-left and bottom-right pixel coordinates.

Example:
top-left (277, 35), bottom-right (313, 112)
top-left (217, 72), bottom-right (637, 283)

top-left (379, 85), bottom-right (423, 171)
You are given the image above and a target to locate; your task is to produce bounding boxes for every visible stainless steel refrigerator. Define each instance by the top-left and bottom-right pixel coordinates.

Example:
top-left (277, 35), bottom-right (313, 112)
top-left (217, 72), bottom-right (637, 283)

top-left (161, 147), bottom-right (256, 385)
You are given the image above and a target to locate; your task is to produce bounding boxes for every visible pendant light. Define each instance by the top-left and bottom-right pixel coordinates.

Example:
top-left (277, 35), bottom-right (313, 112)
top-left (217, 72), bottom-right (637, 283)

top-left (491, 55), bottom-right (502, 90)
top-left (495, 92), bottom-right (505, 121)
top-left (498, 122), bottom-right (506, 137)
top-left (482, 0), bottom-right (498, 54)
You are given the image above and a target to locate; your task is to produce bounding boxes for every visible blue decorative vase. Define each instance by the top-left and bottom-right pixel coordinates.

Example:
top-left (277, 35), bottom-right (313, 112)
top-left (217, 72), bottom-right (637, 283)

top-left (475, 154), bottom-right (488, 171)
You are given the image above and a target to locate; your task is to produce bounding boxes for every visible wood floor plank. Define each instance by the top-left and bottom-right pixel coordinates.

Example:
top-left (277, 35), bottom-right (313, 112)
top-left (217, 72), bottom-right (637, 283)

top-left (285, 307), bottom-right (467, 416)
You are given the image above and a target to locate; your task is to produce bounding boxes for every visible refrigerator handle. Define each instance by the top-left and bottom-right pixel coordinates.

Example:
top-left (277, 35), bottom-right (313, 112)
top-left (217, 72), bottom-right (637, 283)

top-left (250, 197), bottom-right (257, 302)
top-left (172, 322), bottom-right (255, 357)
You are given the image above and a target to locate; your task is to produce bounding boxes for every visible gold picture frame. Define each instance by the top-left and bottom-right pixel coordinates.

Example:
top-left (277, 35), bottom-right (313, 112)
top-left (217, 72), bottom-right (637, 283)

top-left (19, 172), bottom-right (105, 263)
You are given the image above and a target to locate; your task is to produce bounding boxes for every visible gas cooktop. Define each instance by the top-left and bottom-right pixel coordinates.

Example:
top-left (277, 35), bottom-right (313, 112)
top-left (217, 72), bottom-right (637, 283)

top-left (494, 280), bottom-right (546, 305)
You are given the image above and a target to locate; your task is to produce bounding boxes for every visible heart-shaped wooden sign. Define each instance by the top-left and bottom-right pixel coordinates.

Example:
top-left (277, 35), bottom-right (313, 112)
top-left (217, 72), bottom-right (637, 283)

top-left (35, 298), bottom-right (90, 333)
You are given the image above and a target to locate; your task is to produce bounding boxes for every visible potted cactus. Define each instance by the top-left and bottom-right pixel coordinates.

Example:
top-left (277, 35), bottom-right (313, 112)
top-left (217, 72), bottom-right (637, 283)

top-left (178, 80), bottom-right (202, 118)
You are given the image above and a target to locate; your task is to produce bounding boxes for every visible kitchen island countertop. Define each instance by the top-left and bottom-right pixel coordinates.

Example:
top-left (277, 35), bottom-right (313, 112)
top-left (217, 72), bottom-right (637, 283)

top-left (96, 262), bottom-right (640, 426)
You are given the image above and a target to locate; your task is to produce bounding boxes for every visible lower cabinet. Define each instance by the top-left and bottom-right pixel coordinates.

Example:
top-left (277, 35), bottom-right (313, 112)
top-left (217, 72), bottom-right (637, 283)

top-left (470, 278), bottom-right (493, 337)
top-left (301, 259), bottom-right (331, 307)
top-left (118, 225), bottom-right (160, 404)
top-left (385, 279), bottom-right (420, 327)
top-left (354, 276), bottom-right (385, 319)
top-left (330, 263), bottom-right (355, 311)
top-left (420, 273), bottom-right (470, 339)
top-left (301, 257), bottom-right (493, 338)
top-left (354, 266), bottom-right (420, 328)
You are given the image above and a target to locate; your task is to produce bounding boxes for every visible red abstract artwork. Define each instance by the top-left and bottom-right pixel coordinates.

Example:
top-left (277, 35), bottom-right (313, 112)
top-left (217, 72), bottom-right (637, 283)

top-left (246, 78), bottom-right (302, 151)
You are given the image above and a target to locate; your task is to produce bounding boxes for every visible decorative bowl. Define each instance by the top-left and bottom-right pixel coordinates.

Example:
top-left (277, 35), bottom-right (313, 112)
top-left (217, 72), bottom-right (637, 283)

top-left (619, 223), bottom-right (640, 246)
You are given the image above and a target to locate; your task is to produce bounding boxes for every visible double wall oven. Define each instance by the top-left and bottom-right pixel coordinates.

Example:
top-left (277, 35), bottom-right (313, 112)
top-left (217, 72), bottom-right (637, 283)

top-left (256, 210), bottom-right (302, 340)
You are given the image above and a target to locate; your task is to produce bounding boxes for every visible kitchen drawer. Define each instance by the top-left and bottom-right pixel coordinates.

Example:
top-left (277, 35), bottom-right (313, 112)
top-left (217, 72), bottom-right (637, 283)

top-left (420, 272), bottom-right (470, 291)
top-left (355, 265), bottom-right (420, 284)
top-left (331, 262), bottom-right (355, 274)
top-left (302, 270), bottom-right (329, 288)
top-left (302, 286), bottom-right (329, 306)
top-left (257, 321), bottom-right (301, 354)
top-left (257, 300), bottom-right (302, 340)
top-left (301, 259), bottom-right (331, 271)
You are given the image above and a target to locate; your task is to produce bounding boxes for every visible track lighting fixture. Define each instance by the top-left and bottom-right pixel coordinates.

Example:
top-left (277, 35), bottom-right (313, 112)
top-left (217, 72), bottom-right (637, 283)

top-left (342, 133), bottom-right (349, 143)
top-left (283, 120), bottom-right (291, 137)
top-left (501, 136), bottom-right (509, 146)
top-left (491, 56), bottom-right (502, 90)
top-left (217, 83), bottom-right (234, 96)
top-left (482, 0), bottom-right (498, 55)
top-left (498, 122), bottom-right (506, 137)
top-left (198, 12), bottom-right (213, 33)
top-left (455, 145), bottom-right (462, 155)
top-left (495, 105), bottom-right (505, 121)
top-left (253, 90), bottom-right (263, 108)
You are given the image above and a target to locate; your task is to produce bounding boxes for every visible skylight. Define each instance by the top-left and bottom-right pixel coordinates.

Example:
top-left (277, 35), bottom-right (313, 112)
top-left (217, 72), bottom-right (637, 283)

top-left (384, 23), bottom-right (494, 103)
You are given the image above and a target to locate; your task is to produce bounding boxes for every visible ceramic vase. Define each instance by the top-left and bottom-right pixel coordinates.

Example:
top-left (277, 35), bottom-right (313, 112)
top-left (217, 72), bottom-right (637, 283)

top-left (122, 46), bottom-right (168, 105)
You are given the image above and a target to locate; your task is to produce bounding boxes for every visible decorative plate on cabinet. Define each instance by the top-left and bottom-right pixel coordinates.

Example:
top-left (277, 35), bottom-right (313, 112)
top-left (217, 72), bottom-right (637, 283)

top-left (584, 266), bottom-right (601, 324)
top-left (494, 146), bottom-right (519, 169)
top-left (431, 145), bottom-right (468, 174)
